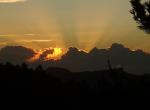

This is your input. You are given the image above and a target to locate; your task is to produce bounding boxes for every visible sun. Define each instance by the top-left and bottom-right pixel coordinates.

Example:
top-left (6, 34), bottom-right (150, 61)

top-left (46, 48), bottom-right (63, 60)
top-left (28, 47), bottom-right (63, 62)
top-left (54, 48), bottom-right (62, 56)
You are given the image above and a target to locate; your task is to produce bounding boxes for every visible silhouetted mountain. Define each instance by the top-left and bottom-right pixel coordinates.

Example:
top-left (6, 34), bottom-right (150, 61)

top-left (0, 43), bottom-right (150, 74)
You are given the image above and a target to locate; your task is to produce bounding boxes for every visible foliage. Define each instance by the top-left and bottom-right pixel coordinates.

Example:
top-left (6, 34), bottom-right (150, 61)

top-left (130, 0), bottom-right (150, 33)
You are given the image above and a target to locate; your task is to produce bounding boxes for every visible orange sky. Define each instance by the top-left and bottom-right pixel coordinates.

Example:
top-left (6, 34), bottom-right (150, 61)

top-left (0, 0), bottom-right (150, 53)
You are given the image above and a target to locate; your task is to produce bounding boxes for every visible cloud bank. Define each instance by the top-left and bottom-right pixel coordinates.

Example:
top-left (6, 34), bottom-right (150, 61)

top-left (0, 46), bottom-right (36, 64)
top-left (0, 0), bottom-right (26, 3)
top-left (0, 43), bottom-right (150, 74)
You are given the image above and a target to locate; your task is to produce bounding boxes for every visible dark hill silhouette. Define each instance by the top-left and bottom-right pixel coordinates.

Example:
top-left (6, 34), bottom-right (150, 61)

top-left (0, 62), bottom-right (147, 102)
top-left (0, 43), bottom-right (150, 74)
top-left (0, 61), bottom-right (148, 109)
top-left (46, 67), bottom-right (72, 79)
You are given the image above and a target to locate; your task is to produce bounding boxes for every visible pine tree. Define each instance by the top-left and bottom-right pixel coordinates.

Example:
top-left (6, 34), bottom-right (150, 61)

top-left (130, 0), bottom-right (150, 33)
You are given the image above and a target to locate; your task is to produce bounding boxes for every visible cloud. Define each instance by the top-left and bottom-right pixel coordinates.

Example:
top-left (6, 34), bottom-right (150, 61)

top-left (0, 34), bottom-right (14, 37)
top-left (40, 43), bottom-right (150, 74)
top-left (38, 48), bottom-right (54, 61)
top-left (20, 40), bottom-right (52, 43)
top-left (23, 34), bottom-right (36, 36)
top-left (0, 43), bottom-right (150, 74)
top-left (0, 42), bottom-right (7, 45)
top-left (0, 46), bottom-right (36, 64)
top-left (0, 0), bottom-right (27, 3)
top-left (0, 39), bottom-right (55, 50)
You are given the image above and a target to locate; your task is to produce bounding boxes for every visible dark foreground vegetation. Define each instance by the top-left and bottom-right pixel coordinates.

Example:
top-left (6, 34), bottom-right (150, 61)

top-left (0, 62), bottom-right (149, 108)
top-left (0, 62), bottom-right (148, 95)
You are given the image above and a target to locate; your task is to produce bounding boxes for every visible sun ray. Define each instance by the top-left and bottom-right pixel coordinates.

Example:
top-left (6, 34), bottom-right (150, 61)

top-left (16, 1), bottom-right (67, 50)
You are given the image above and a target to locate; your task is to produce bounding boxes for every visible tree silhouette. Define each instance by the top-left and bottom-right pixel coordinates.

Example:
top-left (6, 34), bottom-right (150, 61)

top-left (0, 62), bottom-right (147, 98)
top-left (130, 0), bottom-right (150, 33)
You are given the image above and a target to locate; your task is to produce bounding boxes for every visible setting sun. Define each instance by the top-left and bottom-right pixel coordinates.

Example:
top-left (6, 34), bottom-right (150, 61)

top-left (0, 0), bottom-right (150, 98)
top-left (46, 48), bottom-right (63, 60)
top-left (28, 47), bottom-right (64, 62)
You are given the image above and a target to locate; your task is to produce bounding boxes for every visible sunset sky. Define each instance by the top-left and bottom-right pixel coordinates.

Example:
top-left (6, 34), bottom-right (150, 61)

top-left (0, 0), bottom-right (149, 52)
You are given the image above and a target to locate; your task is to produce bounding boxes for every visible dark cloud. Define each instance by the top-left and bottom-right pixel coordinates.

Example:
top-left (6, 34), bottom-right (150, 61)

top-left (39, 49), bottom-right (54, 61)
top-left (1, 43), bottom-right (150, 74)
top-left (108, 43), bottom-right (150, 74)
top-left (0, 46), bottom-right (36, 64)
top-left (40, 43), bottom-right (150, 74)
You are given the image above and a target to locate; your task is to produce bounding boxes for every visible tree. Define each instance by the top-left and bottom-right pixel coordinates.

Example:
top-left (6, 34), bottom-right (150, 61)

top-left (130, 0), bottom-right (150, 33)
top-left (35, 64), bottom-right (43, 73)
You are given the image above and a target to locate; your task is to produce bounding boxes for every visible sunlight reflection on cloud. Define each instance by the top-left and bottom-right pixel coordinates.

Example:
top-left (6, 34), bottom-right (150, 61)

top-left (0, 0), bottom-right (26, 3)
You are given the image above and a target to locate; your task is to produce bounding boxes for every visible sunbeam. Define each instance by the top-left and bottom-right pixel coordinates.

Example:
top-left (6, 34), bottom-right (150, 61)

top-left (0, 0), bottom-right (150, 52)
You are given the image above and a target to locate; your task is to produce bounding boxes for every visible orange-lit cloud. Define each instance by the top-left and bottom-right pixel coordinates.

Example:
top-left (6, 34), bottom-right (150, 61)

top-left (0, 0), bottom-right (26, 3)
top-left (46, 48), bottom-right (63, 60)
top-left (20, 40), bottom-right (52, 43)
top-left (28, 47), bottom-right (64, 62)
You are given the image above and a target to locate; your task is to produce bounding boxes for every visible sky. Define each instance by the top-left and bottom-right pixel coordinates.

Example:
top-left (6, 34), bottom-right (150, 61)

top-left (0, 0), bottom-right (149, 52)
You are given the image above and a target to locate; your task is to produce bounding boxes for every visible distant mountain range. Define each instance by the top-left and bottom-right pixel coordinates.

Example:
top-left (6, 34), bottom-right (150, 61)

top-left (0, 43), bottom-right (150, 74)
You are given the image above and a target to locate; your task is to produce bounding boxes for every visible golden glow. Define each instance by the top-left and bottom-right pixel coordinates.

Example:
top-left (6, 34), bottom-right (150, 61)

top-left (28, 47), bottom-right (64, 62)
top-left (27, 49), bottom-right (43, 62)
top-left (45, 48), bottom-right (63, 60)
top-left (1, 0), bottom-right (150, 53)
